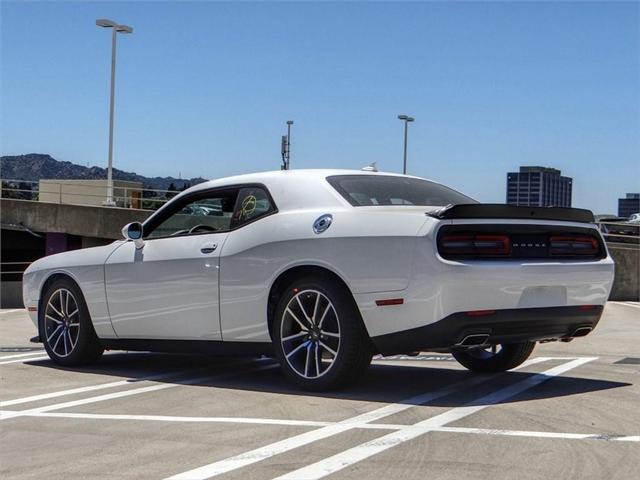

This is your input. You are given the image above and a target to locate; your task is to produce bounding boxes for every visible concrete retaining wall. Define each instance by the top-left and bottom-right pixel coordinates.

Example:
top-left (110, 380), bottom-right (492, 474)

top-left (2, 198), bottom-right (152, 239)
top-left (0, 281), bottom-right (23, 309)
top-left (609, 243), bottom-right (640, 301)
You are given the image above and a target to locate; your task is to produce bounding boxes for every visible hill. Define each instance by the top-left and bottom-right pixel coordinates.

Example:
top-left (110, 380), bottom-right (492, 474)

top-left (0, 153), bottom-right (207, 191)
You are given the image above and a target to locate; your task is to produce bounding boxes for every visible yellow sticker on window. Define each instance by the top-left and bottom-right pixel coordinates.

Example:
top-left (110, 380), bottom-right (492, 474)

top-left (240, 195), bottom-right (257, 218)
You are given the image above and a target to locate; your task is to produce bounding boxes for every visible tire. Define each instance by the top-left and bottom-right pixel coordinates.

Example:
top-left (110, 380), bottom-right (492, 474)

top-left (273, 275), bottom-right (372, 391)
top-left (451, 341), bottom-right (535, 373)
top-left (40, 277), bottom-right (104, 366)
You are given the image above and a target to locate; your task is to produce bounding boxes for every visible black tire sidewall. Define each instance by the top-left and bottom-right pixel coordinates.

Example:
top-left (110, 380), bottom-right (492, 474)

top-left (40, 278), bottom-right (103, 366)
top-left (273, 275), bottom-right (371, 391)
top-left (451, 341), bottom-right (535, 372)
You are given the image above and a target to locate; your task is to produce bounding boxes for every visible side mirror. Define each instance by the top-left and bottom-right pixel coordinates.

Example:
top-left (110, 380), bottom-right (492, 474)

top-left (122, 222), bottom-right (145, 249)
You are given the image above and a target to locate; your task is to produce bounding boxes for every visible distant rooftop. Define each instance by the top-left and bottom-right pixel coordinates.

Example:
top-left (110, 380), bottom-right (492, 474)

top-left (518, 166), bottom-right (562, 174)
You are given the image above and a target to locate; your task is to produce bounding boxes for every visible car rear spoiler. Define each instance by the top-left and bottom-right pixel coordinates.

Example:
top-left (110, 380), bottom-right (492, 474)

top-left (426, 204), bottom-right (595, 223)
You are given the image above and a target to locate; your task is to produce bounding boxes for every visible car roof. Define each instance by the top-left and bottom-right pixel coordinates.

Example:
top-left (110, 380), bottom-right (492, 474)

top-left (182, 169), bottom-right (435, 211)
top-left (189, 169), bottom-right (426, 191)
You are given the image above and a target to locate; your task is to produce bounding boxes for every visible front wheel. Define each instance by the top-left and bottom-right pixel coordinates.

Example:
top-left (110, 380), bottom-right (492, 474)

top-left (451, 341), bottom-right (535, 372)
top-left (273, 276), bottom-right (372, 391)
top-left (40, 278), bottom-right (104, 366)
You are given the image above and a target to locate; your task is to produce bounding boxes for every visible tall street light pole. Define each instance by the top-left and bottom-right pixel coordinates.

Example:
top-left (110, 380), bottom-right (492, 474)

top-left (397, 114), bottom-right (415, 175)
top-left (96, 18), bottom-right (133, 206)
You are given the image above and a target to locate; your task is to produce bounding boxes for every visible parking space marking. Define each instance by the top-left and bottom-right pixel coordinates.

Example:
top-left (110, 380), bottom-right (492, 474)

top-left (610, 301), bottom-right (640, 309)
top-left (0, 356), bottom-right (50, 365)
top-left (0, 365), bottom-right (222, 408)
top-left (0, 362), bottom-right (277, 420)
top-left (0, 309), bottom-right (24, 315)
top-left (0, 411), bottom-right (334, 428)
top-left (274, 357), bottom-right (596, 480)
top-left (613, 436), bottom-right (640, 442)
top-left (2, 410), bottom-right (635, 444)
top-left (433, 426), bottom-right (640, 442)
top-left (0, 351), bottom-right (46, 361)
top-left (164, 357), bottom-right (551, 480)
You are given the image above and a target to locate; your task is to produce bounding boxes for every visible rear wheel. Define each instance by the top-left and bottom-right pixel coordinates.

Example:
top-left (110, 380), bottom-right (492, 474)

top-left (451, 341), bottom-right (535, 372)
top-left (40, 278), bottom-right (104, 366)
top-left (273, 276), bottom-right (372, 391)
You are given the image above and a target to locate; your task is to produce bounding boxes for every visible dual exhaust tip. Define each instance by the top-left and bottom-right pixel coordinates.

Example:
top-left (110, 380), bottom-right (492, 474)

top-left (570, 326), bottom-right (593, 337)
top-left (455, 326), bottom-right (593, 348)
top-left (455, 334), bottom-right (490, 347)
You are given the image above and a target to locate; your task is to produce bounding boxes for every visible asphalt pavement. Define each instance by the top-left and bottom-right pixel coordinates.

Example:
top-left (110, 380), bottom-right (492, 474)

top-left (1, 302), bottom-right (638, 479)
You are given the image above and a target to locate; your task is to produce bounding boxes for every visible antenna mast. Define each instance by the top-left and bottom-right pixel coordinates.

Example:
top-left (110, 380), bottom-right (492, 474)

top-left (281, 120), bottom-right (293, 170)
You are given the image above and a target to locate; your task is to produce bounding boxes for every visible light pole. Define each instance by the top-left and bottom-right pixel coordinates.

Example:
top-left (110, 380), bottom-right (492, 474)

top-left (281, 120), bottom-right (293, 170)
top-left (96, 18), bottom-right (133, 206)
top-left (397, 114), bottom-right (414, 175)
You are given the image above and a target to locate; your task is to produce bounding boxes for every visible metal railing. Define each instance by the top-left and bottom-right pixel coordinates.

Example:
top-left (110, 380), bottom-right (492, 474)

top-left (597, 221), bottom-right (640, 245)
top-left (1, 178), bottom-right (183, 211)
top-left (1, 261), bottom-right (32, 283)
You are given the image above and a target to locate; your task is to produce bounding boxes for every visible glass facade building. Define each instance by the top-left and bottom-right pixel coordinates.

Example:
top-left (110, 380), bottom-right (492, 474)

top-left (506, 166), bottom-right (572, 207)
top-left (618, 193), bottom-right (640, 218)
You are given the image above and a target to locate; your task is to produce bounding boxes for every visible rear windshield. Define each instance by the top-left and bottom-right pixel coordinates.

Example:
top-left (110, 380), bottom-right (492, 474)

top-left (327, 175), bottom-right (476, 207)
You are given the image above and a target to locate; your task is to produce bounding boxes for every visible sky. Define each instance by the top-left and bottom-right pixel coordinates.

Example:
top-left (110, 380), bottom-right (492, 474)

top-left (1, 0), bottom-right (638, 214)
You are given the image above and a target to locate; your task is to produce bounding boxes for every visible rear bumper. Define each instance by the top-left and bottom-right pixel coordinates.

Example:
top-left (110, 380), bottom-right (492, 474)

top-left (356, 250), bottom-right (614, 339)
top-left (371, 305), bottom-right (603, 356)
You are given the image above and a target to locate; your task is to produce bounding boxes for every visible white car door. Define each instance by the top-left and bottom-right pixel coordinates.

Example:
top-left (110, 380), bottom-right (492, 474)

top-left (104, 188), bottom-right (239, 340)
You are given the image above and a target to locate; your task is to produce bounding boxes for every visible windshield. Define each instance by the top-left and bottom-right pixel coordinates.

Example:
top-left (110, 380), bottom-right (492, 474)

top-left (327, 175), bottom-right (476, 207)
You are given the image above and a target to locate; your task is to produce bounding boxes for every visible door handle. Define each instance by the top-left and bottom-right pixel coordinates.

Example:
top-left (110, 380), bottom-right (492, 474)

top-left (200, 243), bottom-right (218, 254)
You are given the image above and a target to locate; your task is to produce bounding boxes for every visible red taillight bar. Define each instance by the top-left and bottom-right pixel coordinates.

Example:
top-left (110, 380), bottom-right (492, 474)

top-left (474, 235), bottom-right (510, 254)
top-left (549, 236), bottom-right (599, 256)
top-left (440, 234), bottom-right (510, 256)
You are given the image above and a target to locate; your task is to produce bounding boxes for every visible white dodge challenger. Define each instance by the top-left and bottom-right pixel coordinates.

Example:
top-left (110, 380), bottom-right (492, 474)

top-left (23, 169), bottom-right (615, 390)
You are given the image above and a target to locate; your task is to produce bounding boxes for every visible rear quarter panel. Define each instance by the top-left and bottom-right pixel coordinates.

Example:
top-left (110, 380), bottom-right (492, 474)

top-left (218, 208), bottom-right (428, 341)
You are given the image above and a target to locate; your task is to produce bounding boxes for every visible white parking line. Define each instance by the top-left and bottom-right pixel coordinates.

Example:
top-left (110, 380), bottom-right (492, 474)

top-left (0, 309), bottom-right (24, 315)
top-left (0, 365), bottom-right (217, 408)
top-left (2, 410), bottom-right (635, 443)
top-left (0, 350), bottom-right (152, 366)
top-left (609, 301), bottom-right (640, 309)
top-left (1, 411), bottom-right (334, 428)
top-left (0, 356), bottom-right (50, 365)
top-left (433, 426), bottom-right (640, 442)
top-left (164, 357), bottom-right (551, 480)
top-left (274, 357), bottom-right (596, 480)
top-left (0, 362), bottom-right (277, 420)
top-left (0, 351), bottom-right (45, 361)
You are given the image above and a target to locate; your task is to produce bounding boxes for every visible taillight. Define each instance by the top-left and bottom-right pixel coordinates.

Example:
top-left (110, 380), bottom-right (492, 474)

top-left (439, 234), bottom-right (510, 257)
top-left (549, 236), bottom-right (599, 256)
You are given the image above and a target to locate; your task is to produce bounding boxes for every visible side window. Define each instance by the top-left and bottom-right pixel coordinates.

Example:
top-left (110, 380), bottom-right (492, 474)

top-left (230, 187), bottom-right (274, 228)
top-left (145, 190), bottom-right (238, 239)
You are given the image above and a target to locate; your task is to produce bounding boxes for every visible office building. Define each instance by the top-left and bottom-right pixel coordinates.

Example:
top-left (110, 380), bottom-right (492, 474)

top-left (506, 166), bottom-right (572, 207)
top-left (618, 193), bottom-right (640, 218)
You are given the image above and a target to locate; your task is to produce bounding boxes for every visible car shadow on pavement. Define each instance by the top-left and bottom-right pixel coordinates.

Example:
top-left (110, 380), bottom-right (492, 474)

top-left (21, 352), bottom-right (632, 408)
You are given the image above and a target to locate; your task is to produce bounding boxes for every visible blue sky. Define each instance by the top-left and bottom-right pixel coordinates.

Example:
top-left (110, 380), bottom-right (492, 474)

top-left (1, 1), bottom-right (638, 214)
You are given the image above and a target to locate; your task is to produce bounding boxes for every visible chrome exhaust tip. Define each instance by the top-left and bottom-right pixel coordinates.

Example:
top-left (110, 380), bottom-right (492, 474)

top-left (456, 333), bottom-right (491, 347)
top-left (571, 326), bottom-right (593, 337)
